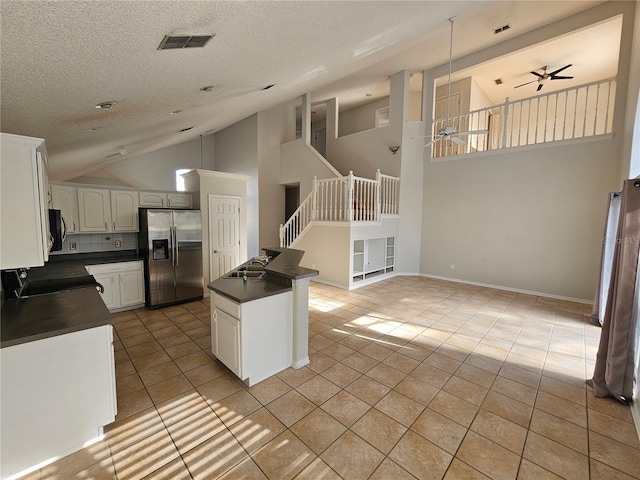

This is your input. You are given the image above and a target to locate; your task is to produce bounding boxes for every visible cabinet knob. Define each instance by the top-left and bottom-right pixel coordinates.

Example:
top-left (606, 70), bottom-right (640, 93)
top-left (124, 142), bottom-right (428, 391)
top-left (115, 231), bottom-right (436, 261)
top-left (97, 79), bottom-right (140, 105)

top-left (104, 222), bottom-right (108, 230)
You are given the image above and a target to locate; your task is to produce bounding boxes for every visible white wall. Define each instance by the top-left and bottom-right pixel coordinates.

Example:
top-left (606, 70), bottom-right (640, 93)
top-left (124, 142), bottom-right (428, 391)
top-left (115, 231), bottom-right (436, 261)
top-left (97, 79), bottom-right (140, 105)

top-left (280, 139), bottom-right (340, 198)
top-left (214, 115), bottom-right (260, 257)
top-left (420, 138), bottom-right (622, 301)
top-left (294, 223), bottom-right (351, 287)
top-left (257, 105), bottom-right (293, 249)
top-left (71, 135), bottom-right (215, 190)
top-left (338, 97), bottom-right (388, 137)
top-left (184, 170), bottom-right (249, 290)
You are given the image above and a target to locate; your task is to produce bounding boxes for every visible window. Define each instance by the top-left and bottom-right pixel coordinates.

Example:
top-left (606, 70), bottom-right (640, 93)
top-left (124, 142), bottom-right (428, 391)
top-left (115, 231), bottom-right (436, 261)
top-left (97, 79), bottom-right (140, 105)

top-left (175, 169), bottom-right (191, 191)
top-left (375, 106), bottom-right (390, 127)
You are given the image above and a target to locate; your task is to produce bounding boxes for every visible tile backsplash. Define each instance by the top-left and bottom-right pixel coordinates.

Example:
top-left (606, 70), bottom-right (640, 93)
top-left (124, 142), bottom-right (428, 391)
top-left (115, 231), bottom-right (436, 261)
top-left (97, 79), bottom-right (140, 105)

top-left (51, 233), bottom-right (138, 255)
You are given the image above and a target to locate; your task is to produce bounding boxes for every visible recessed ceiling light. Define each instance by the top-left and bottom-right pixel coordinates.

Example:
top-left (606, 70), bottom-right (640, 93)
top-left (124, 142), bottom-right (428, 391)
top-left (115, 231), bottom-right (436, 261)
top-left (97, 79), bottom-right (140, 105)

top-left (86, 127), bottom-right (102, 132)
top-left (199, 85), bottom-right (215, 92)
top-left (494, 24), bottom-right (510, 34)
top-left (169, 110), bottom-right (182, 115)
top-left (95, 101), bottom-right (116, 110)
top-left (262, 84), bottom-right (276, 90)
top-left (180, 126), bottom-right (195, 132)
top-left (365, 93), bottom-right (372, 97)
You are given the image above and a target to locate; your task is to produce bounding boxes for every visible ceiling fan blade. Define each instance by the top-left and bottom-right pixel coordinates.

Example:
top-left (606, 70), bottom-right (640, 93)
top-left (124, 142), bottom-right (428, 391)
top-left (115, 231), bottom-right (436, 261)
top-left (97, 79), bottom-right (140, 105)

top-left (551, 75), bottom-right (573, 80)
top-left (424, 138), bottom-right (441, 147)
top-left (450, 136), bottom-right (467, 146)
top-left (515, 80), bottom-right (537, 88)
top-left (537, 83), bottom-right (544, 92)
top-left (530, 71), bottom-right (545, 79)
top-left (549, 64), bottom-right (572, 76)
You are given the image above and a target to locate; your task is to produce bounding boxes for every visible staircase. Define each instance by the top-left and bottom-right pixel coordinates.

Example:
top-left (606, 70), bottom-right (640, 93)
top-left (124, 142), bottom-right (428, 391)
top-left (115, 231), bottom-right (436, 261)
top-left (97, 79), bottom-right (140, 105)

top-left (280, 170), bottom-right (399, 248)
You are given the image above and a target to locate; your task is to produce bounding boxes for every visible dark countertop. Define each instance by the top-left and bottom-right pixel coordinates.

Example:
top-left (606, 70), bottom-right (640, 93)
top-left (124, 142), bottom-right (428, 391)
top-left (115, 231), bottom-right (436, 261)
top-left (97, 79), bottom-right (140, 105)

top-left (29, 251), bottom-right (142, 280)
top-left (0, 251), bottom-right (141, 348)
top-left (207, 247), bottom-right (318, 303)
top-left (1, 287), bottom-right (112, 348)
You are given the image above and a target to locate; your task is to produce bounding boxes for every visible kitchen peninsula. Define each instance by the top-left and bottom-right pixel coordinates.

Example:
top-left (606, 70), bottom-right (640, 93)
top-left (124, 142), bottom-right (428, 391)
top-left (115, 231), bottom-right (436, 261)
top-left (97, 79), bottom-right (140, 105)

top-left (207, 247), bottom-right (318, 386)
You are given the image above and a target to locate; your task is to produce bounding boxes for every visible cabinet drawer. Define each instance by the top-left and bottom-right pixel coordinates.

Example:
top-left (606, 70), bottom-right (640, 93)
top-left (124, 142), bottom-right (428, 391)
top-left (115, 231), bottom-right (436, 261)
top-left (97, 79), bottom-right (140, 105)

top-left (86, 260), bottom-right (143, 275)
top-left (213, 293), bottom-right (240, 318)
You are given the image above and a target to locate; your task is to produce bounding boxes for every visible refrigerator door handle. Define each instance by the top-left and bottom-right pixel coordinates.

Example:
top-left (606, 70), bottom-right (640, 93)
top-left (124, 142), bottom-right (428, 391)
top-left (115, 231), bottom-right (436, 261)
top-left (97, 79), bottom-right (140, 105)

top-left (174, 226), bottom-right (179, 266)
top-left (171, 225), bottom-right (176, 267)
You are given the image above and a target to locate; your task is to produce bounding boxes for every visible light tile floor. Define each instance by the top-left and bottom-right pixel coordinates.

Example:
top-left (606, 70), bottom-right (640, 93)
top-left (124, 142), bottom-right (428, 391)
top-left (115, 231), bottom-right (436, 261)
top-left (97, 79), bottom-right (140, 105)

top-left (26, 276), bottom-right (640, 479)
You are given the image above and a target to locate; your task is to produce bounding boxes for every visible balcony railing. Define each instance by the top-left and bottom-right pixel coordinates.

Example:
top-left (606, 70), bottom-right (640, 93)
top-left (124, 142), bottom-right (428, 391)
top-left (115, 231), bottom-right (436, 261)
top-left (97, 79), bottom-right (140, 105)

top-left (432, 77), bottom-right (616, 159)
top-left (280, 170), bottom-right (400, 248)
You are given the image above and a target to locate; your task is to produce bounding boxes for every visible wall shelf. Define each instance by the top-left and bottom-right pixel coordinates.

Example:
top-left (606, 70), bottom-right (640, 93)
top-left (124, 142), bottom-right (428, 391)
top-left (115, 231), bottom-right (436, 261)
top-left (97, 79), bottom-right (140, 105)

top-left (352, 236), bottom-right (395, 283)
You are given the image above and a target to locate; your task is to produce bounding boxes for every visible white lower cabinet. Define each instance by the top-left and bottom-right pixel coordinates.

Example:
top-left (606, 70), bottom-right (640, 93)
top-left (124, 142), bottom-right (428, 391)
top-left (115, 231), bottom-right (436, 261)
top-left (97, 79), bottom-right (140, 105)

top-left (211, 291), bottom-right (293, 386)
top-left (0, 325), bottom-right (117, 479)
top-left (87, 261), bottom-right (145, 312)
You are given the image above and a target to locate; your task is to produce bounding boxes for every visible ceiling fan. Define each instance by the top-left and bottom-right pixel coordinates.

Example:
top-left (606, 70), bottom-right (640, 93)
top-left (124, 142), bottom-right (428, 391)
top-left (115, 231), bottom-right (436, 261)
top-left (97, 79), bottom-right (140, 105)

top-left (420, 17), bottom-right (488, 148)
top-left (514, 64), bottom-right (574, 92)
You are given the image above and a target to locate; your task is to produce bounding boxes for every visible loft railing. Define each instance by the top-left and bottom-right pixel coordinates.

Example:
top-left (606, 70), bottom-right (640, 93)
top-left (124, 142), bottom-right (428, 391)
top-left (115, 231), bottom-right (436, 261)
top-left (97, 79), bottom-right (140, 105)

top-left (280, 170), bottom-right (400, 248)
top-left (432, 77), bottom-right (617, 158)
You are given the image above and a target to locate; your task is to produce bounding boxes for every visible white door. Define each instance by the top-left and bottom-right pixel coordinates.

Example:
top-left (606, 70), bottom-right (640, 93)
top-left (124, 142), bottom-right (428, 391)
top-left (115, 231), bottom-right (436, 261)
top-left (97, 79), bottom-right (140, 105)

top-left (214, 308), bottom-right (241, 377)
top-left (435, 90), bottom-right (461, 121)
top-left (93, 273), bottom-right (118, 310)
top-left (209, 195), bottom-right (241, 280)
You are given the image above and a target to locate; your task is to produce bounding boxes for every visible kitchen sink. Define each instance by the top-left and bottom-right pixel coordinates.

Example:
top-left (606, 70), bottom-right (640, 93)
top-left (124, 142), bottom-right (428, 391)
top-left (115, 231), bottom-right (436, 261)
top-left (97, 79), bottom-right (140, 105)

top-left (19, 276), bottom-right (104, 297)
top-left (223, 271), bottom-right (265, 279)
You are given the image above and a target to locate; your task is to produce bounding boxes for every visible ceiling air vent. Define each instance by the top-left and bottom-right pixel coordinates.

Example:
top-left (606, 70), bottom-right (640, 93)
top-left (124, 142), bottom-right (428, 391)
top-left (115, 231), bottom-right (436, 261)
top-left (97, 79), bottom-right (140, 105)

top-left (158, 34), bottom-right (214, 50)
top-left (494, 24), bottom-right (510, 34)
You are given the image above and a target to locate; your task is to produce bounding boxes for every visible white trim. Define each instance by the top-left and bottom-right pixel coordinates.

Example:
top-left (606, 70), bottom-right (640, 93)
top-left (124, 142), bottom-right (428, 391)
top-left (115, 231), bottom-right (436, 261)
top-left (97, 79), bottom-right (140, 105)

top-left (420, 273), bottom-right (593, 304)
top-left (349, 271), bottom-right (398, 290)
top-left (291, 358), bottom-right (310, 369)
top-left (429, 133), bottom-right (616, 164)
top-left (310, 277), bottom-right (350, 290)
top-left (184, 169), bottom-right (251, 181)
top-left (632, 403), bottom-right (640, 445)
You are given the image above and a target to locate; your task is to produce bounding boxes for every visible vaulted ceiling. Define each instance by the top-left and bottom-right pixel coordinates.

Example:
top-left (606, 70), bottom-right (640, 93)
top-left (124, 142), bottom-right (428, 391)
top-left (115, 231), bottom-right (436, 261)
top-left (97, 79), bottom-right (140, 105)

top-left (1, 1), bottom-right (610, 180)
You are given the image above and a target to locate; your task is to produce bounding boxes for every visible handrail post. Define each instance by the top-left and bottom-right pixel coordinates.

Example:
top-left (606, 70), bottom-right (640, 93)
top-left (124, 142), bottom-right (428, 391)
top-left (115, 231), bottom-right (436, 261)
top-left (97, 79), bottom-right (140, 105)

top-left (279, 223), bottom-right (284, 248)
top-left (375, 169), bottom-right (381, 220)
top-left (347, 171), bottom-right (354, 222)
top-left (502, 97), bottom-right (510, 149)
top-left (312, 176), bottom-right (318, 221)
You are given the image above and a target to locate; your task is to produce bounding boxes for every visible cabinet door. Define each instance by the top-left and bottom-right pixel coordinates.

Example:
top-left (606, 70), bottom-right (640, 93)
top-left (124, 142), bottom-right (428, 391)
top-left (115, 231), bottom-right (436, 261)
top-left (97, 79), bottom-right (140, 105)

top-left (78, 188), bottom-right (111, 232)
top-left (119, 270), bottom-right (144, 307)
top-left (93, 273), bottom-right (118, 310)
top-left (0, 134), bottom-right (49, 269)
top-left (167, 193), bottom-right (192, 208)
top-left (214, 308), bottom-right (241, 377)
top-left (139, 192), bottom-right (167, 207)
top-left (51, 184), bottom-right (79, 233)
top-left (110, 190), bottom-right (139, 232)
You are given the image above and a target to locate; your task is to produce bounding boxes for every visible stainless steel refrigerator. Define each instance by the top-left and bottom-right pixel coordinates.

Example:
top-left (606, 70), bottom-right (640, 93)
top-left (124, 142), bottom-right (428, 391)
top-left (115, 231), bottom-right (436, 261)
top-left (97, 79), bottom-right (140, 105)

top-left (138, 208), bottom-right (203, 308)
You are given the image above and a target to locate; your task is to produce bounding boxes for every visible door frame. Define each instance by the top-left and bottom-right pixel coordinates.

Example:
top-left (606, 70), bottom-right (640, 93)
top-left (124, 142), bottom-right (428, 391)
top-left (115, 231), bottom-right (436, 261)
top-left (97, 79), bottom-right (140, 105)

top-left (208, 194), bottom-right (242, 282)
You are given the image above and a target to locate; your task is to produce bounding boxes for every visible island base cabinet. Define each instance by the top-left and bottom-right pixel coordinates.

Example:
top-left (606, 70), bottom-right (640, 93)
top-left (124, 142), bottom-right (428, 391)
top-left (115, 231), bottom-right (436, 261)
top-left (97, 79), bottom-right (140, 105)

top-left (0, 326), bottom-right (117, 480)
top-left (211, 292), bottom-right (293, 386)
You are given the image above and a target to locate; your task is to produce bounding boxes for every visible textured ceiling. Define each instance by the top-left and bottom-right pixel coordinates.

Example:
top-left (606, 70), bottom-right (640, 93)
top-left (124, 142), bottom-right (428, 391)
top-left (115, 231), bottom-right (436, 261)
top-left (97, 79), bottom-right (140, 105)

top-left (0, 1), bottom-right (606, 180)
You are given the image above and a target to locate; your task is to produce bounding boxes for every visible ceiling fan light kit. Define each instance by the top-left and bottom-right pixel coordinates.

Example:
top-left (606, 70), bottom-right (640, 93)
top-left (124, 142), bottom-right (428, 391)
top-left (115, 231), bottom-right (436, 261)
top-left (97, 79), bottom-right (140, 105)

top-left (514, 64), bottom-right (574, 91)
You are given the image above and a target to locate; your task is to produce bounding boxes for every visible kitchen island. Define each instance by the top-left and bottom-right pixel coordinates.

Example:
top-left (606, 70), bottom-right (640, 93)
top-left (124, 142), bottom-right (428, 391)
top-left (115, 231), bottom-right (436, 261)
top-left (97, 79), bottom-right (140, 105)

top-left (207, 247), bottom-right (318, 386)
top-left (0, 252), bottom-right (138, 479)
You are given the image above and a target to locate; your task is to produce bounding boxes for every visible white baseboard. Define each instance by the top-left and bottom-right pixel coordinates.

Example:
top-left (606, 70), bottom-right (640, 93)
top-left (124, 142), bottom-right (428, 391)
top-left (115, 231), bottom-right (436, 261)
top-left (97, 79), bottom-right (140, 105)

top-left (291, 357), bottom-right (310, 369)
top-left (419, 273), bottom-right (593, 304)
top-left (632, 400), bottom-right (640, 444)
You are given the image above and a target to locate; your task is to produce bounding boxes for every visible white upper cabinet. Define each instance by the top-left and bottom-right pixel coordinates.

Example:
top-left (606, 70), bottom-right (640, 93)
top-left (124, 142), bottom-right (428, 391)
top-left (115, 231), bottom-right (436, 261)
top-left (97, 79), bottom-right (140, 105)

top-left (110, 190), bottom-right (139, 232)
top-left (50, 184), bottom-right (79, 233)
top-left (0, 133), bottom-right (50, 269)
top-left (139, 192), bottom-right (166, 207)
top-left (77, 188), bottom-right (111, 232)
top-left (167, 193), bottom-right (192, 208)
top-left (140, 191), bottom-right (192, 208)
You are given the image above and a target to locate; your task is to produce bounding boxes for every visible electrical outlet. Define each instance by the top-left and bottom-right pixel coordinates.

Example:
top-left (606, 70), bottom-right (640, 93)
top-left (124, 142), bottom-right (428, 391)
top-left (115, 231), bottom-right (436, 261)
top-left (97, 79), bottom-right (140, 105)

top-left (69, 242), bottom-right (77, 251)
top-left (115, 240), bottom-right (122, 248)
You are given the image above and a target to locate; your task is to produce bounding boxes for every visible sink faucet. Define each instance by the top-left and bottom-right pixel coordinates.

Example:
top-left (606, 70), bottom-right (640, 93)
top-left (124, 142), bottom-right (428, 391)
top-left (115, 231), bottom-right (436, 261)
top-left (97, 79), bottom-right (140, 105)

top-left (250, 258), bottom-right (268, 267)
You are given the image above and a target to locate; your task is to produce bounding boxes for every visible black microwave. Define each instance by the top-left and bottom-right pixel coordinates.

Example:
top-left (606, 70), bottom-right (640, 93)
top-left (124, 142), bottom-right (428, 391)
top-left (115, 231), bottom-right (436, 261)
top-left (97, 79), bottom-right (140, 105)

top-left (48, 209), bottom-right (65, 251)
